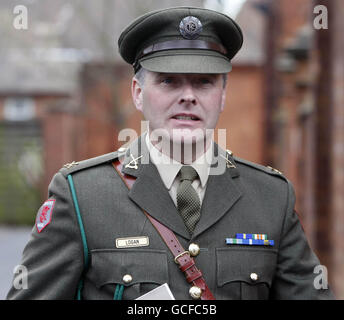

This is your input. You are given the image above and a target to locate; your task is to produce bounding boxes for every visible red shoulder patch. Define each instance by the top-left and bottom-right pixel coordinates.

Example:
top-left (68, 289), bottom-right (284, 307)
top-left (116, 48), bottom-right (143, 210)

top-left (36, 199), bottom-right (55, 233)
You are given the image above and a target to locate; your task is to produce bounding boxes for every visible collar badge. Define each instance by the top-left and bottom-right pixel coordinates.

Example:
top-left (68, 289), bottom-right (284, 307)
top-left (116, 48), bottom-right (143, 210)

top-left (125, 154), bottom-right (143, 170)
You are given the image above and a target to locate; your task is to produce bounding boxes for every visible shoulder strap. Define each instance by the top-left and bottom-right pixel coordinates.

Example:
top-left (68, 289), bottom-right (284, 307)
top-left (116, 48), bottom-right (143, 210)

top-left (112, 160), bottom-right (215, 300)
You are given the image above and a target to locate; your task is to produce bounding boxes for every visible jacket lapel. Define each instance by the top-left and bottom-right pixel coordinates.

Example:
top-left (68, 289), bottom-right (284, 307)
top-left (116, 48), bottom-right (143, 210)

top-left (193, 145), bottom-right (242, 238)
top-left (121, 135), bottom-right (190, 239)
top-left (120, 136), bottom-right (243, 240)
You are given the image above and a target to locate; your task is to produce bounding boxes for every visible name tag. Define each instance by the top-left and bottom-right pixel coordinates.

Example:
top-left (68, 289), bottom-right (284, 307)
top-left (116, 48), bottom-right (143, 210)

top-left (116, 236), bottom-right (149, 248)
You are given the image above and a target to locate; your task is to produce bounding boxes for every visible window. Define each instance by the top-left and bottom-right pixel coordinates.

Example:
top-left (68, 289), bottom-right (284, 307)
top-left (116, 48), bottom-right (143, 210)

top-left (3, 97), bottom-right (35, 121)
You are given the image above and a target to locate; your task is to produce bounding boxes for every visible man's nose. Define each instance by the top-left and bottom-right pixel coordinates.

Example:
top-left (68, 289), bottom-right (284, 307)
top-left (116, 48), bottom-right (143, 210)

top-left (179, 85), bottom-right (197, 105)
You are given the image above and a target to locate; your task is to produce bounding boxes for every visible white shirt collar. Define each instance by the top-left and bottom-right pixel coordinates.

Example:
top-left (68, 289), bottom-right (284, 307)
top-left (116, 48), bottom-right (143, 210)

top-left (145, 133), bottom-right (212, 190)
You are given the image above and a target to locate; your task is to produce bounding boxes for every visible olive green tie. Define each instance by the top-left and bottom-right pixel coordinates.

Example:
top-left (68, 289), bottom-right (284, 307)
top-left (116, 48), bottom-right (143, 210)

top-left (177, 166), bottom-right (201, 234)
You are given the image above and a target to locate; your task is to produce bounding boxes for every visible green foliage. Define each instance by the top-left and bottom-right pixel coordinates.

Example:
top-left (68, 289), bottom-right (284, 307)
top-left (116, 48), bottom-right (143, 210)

top-left (0, 163), bottom-right (40, 225)
top-left (0, 128), bottom-right (42, 226)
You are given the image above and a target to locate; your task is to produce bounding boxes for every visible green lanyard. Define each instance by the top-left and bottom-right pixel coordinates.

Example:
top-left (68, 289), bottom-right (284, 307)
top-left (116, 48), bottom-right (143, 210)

top-left (114, 284), bottom-right (124, 300)
top-left (67, 174), bottom-right (89, 300)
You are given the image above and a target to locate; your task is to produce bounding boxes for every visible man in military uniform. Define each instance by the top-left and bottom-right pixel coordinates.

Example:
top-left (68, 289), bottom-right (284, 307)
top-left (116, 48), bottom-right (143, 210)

top-left (7, 6), bottom-right (334, 300)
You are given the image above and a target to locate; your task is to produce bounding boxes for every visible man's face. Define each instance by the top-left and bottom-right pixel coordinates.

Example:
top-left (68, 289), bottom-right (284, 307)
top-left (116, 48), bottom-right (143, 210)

top-left (132, 71), bottom-right (226, 145)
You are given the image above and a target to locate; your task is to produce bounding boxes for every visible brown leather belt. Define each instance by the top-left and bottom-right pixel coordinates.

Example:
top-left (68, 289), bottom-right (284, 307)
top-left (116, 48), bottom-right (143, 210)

top-left (112, 159), bottom-right (215, 300)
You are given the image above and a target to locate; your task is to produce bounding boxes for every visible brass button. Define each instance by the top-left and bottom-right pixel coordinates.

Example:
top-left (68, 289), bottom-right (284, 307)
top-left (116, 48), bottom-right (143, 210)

top-left (189, 286), bottom-right (202, 299)
top-left (188, 243), bottom-right (200, 257)
top-left (122, 274), bottom-right (133, 284)
top-left (250, 272), bottom-right (258, 281)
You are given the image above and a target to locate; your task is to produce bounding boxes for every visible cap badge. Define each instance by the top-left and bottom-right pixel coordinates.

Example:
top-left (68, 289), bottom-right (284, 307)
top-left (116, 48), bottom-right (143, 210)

top-left (179, 16), bottom-right (203, 40)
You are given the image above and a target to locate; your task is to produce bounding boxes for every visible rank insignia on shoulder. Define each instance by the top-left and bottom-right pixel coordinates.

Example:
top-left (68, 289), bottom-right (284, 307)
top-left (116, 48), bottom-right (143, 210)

top-left (36, 199), bottom-right (55, 233)
top-left (267, 166), bottom-right (283, 175)
top-left (226, 233), bottom-right (274, 246)
top-left (63, 161), bottom-right (79, 169)
top-left (221, 150), bottom-right (236, 169)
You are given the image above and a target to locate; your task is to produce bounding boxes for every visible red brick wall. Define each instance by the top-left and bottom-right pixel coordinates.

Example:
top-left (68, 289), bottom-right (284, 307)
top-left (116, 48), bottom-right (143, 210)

top-left (42, 111), bottom-right (82, 188)
top-left (217, 66), bottom-right (265, 164)
top-left (330, 0), bottom-right (344, 298)
top-left (270, 0), bottom-right (344, 298)
top-left (279, 0), bottom-right (313, 43)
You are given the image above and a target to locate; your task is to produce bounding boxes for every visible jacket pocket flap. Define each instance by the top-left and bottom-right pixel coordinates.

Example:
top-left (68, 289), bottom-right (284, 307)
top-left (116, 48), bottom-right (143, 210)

top-left (88, 249), bottom-right (168, 288)
top-left (216, 247), bottom-right (277, 287)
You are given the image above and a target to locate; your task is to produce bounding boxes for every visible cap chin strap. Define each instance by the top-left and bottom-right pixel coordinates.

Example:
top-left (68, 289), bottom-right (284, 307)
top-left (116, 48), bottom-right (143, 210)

top-left (133, 39), bottom-right (228, 73)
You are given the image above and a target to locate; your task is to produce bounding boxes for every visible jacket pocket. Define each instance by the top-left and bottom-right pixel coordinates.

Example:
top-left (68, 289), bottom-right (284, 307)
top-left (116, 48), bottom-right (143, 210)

top-left (86, 248), bottom-right (168, 299)
top-left (216, 247), bottom-right (277, 300)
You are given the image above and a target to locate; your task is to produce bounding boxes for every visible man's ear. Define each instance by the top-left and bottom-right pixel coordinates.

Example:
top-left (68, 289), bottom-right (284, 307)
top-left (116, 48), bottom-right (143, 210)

top-left (131, 77), bottom-right (143, 112)
top-left (220, 88), bottom-right (226, 112)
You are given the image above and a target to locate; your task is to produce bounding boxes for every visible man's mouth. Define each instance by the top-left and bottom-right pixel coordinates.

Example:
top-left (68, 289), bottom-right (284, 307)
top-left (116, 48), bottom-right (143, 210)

top-left (172, 114), bottom-right (200, 121)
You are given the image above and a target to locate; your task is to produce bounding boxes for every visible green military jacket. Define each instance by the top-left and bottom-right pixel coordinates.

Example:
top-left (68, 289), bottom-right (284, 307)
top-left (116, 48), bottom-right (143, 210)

top-left (7, 135), bottom-right (334, 300)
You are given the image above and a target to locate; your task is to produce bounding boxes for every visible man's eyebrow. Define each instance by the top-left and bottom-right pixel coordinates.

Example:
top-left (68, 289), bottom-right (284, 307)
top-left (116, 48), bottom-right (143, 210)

top-left (156, 72), bottom-right (175, 76)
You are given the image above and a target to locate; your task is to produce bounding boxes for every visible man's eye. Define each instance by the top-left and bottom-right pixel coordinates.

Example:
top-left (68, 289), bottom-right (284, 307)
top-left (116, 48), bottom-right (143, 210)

top-left (199, 78), bottom-right (212, 84)
top-left (161, 77), bottom-right (174, 84)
